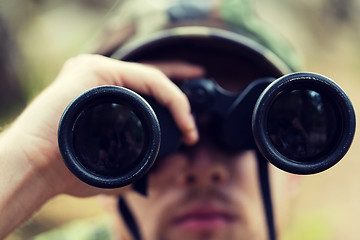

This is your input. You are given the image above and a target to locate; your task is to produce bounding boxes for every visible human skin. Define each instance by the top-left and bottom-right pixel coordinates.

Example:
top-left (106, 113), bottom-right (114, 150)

top-left (107, 66), bottom-right (300, 240)
top-left (110, 136), bottom-right (298, 240)
top-left (122, 149), bottom-right (268, 240)
top-left (0, 54), bottom-right (205, 239)
top-left (0, 54), bottom-right (299, 240)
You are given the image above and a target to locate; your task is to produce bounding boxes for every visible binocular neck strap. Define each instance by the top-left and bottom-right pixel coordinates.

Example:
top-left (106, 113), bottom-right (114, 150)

top-left (257, 150), bottom-right (277, 240)
top-left (118, 197), bottom-right (142, 240)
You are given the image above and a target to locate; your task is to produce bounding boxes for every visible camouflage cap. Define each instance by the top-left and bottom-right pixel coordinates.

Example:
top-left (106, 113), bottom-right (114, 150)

top-left (90, 0), bottom-right (300, 73)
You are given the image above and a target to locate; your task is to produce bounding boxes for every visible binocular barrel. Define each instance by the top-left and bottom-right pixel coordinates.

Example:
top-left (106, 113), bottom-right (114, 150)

top-left (253, 72), bottom-right (356, 174)
top-left (58, 72), bottom-right (356, 188)
top-left (58, 87), bottom-right (161, 188)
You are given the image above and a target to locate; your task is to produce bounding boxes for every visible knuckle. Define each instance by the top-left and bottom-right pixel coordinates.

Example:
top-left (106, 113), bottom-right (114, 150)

top-left (145, 66), bottom-right (166, 81)
top-left (63, 54), bottom-right (103, 71)
top-left (58, 54), bottom-right (108, 86)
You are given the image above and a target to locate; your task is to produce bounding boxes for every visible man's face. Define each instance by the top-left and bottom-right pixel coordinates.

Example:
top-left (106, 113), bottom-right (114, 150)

top-left (109, 55), bottom-right (298, 240)
top-left (124, 145), bottom-right (267, 240)
top-left (114, 142), bottom-right (296, 240)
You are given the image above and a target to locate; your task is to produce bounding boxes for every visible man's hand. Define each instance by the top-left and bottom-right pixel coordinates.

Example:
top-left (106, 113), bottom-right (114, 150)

top-left (0, 54), bottom-right (204, 238)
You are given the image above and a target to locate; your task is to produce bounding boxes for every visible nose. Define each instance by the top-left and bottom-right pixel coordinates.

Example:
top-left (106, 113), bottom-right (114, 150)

top-left (177, 145), bottom-right (229, 188)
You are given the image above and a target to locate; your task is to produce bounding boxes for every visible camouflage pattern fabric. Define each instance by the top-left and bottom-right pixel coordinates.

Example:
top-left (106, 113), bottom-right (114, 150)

top-left (90, 0), bottom-right (300, 71)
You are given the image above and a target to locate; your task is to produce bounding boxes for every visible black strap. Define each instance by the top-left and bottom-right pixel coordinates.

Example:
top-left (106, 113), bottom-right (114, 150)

top-left (257, 150), bottom-right (277, 240)
top-left (118, 197), bottom-right (142, 240)
top-left (132, 175), bottom-right (148, 196)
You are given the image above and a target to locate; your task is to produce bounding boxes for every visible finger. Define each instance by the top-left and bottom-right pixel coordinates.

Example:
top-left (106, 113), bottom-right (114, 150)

top-left (90, 56), bottom-right (199, 145)
top-left (119, 62), bottom-right (199, 145)
top-left (141, 60), bottom-right (205, 81)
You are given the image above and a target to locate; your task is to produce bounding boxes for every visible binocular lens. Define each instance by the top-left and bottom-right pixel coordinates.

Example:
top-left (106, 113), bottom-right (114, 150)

top-left (58, 73), bottom-right (355, 188)
top-left (267, 89), bottom-right (337, 161)
top-left (73, 103), bottom-right (146, 176)
top-left (58, 86), bottom-right (160, 188)
top-left (253, 72), bottom-right (356, 174)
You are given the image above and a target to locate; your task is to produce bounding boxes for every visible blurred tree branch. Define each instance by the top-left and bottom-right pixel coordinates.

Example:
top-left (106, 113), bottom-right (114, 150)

top-left (0, 16), bottom-right (26, 125)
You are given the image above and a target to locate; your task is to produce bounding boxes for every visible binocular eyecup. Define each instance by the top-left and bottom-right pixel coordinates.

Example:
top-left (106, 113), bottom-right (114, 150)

top-left (58, 72), bottom-right (356, 188)
top-left (58, 87), bottom-right (160, 188)
top-left (253, 72), bottom-right (355, 174)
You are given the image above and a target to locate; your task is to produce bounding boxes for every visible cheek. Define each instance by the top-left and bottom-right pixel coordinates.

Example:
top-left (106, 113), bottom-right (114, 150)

top-left (230, 150), bottom-right (260, 191)
top-left (129, 154), bottom-right (188, 217)
top-left (125, 169), bottom-right (187, 239)
top-left (269, 164), bottom-right (301, 229)
top-left (147, 154), bottom-right (188, 194)
top-left (124, 188), bottom-right (183, 240)
top-left (231, 152), bottom-right (266, 207)
top-left (230, 151), bottom-right (269, 234)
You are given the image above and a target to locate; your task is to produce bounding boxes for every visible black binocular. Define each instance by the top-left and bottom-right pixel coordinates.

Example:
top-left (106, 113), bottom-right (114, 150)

top-left (58, 72), bottom-right (356, 188)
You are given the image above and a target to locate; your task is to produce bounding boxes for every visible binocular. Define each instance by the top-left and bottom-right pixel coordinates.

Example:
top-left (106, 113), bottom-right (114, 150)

top-left (58, 72), bottom-right (356, 188)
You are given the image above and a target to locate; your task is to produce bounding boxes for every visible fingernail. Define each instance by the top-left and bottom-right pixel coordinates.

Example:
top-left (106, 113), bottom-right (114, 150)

top-left (185, 115), bottom-right (198, 144)
top-left (192, 67), bottom-right (205, 76)
top-left (183, 128), bottom-right (198, 145)
top-left (189, 128), bottom-right (199, 144)
top-left (187, 114), bottom-right (196, 130)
